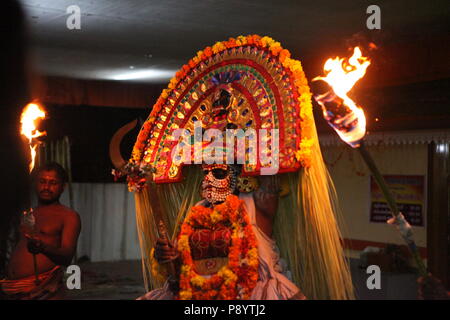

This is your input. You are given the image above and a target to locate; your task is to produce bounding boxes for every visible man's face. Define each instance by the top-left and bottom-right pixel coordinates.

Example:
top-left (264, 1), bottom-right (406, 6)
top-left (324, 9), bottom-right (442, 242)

top-left (36, 170), bottom-right (64, 204)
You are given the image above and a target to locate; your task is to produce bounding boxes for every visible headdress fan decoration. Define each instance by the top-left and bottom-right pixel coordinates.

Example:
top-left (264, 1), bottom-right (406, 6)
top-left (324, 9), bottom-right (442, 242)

top-left (130, 34), bottom-right (314, 187)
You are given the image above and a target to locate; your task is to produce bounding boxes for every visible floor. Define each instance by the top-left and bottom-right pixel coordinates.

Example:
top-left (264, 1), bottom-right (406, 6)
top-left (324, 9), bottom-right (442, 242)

top-left (65, 259), bottom-right (419, 300)
top-left (65, 260), bottom-right (146, 300)
top-left (349, 259), bottom-right (418, 300)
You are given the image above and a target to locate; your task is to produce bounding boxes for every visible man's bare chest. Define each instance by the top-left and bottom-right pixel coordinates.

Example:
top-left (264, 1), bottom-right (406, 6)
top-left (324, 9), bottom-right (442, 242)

top-left (34, 212), bottom-right (64, 236)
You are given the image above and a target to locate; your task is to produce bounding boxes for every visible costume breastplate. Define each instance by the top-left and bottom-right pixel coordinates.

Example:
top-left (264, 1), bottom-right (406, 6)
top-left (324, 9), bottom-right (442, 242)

top-left (189, 227), bottom-right (231, 260)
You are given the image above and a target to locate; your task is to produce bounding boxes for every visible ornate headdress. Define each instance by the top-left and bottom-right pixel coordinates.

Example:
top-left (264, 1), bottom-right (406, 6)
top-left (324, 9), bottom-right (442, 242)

top-left (113, 35), bottom-right (354, 299)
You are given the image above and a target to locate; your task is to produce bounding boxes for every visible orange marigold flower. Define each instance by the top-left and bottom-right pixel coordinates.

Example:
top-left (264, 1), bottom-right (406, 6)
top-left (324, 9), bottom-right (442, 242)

top-left (279, 49), bottom-right (291, 63)
top-left (250, 34), bottom-right (262, 46)
top-left (188, 59), bottom-right (196, 68)
top-left (225, 38), bottom-right (237, 48)
top-left (182, 64), bottom-right (190, 73)
top-left (161, 89), bottom-right (169, 99)
top-left (203, 46), bottom-right (213, 57)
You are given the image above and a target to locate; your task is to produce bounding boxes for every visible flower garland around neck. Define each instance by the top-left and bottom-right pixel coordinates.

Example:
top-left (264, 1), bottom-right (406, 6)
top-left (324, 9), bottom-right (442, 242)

top-left (177, 194), bottom-right (259, 300)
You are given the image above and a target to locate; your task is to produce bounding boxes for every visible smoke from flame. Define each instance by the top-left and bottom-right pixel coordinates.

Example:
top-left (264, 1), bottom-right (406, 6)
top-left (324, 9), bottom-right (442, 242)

top-left (313, 47), bottom-right (370, 147)
top-left (20, 102), bottom-right (46, 172)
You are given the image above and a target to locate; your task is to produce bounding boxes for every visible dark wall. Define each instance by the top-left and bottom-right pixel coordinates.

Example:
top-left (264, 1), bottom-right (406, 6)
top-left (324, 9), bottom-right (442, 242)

top-left (42, 104), bottom-right (150, 183)
top-left (314, 77), bottom-right (450, 134)
top-left (0, 0), bottom-right (32, 278)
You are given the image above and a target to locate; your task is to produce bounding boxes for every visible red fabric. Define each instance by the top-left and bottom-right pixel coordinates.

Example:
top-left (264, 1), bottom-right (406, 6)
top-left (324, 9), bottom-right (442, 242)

top-left (190, 227), bottom-right (231, 260)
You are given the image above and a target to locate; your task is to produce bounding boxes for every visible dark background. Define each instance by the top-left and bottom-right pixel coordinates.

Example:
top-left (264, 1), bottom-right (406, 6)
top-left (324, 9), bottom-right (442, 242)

top-left (41, 104), bottom-right (149, 182)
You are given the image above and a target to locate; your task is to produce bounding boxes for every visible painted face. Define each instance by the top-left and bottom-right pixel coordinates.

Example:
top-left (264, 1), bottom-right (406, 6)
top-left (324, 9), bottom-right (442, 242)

top-left (36, 170), bottom-right (64, 204)
top-left (201, 164), bottom-right (232, 204)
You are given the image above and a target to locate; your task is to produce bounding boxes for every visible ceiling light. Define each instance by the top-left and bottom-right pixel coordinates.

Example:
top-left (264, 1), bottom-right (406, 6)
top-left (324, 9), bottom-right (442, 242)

top-left (112, 69), bottom-right (175, 81)
top-left (436, 143), bottom-right (448, 154)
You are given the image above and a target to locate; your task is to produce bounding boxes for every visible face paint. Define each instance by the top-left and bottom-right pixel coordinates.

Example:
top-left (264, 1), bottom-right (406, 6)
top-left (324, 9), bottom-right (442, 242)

top-left (201, 164), bottom-right (241, 204)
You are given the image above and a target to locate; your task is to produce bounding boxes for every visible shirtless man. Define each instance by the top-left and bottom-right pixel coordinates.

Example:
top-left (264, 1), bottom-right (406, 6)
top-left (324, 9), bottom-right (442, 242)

top-left (1, 162), bottom-right (81, 300)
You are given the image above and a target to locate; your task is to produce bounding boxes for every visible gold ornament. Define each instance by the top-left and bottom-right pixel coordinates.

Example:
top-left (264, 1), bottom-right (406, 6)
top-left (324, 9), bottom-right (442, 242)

top-left (237, 176), bottom-right (259, 193)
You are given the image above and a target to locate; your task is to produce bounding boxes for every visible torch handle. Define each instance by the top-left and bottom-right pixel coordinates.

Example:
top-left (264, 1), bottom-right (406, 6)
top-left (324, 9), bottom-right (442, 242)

top-left (148, 185), bottom-right (178, 280)
top-left (358, 142), bottom-right (400, 216)
top-left (358, 142), bottom-right (427, 276)
top-left (33, 254), bottom-right (40, 285)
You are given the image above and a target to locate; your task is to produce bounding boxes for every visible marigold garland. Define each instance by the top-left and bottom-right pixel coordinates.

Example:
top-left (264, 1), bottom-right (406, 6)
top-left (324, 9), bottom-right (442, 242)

top-left (131, 34), bottom-right (314, 169)
top-left (149, 247), bottom-right (168, 284)
top-left (177, 194), bottom-right (259, 300)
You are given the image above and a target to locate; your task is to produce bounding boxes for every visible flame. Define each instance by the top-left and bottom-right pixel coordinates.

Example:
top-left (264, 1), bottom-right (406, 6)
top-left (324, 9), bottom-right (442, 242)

top-left (314, 47), bottom-right (370, 147)
top-left (20, 102), bottom-right (47, 172)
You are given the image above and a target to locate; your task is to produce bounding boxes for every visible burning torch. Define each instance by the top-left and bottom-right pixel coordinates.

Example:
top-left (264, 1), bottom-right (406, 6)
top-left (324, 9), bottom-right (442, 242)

top-left (313, 47), bottom-right (427, 277)
top-left (20, 102), bottom-right (47, 285)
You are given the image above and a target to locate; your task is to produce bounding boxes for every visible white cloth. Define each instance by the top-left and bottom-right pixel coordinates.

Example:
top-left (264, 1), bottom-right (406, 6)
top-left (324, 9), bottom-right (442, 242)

top-left (32, 183), bottom-right (141, 262)
top-left (240, 193), bottom-right (301, 299)
top-left (137, 192), bottom-right (302, 300)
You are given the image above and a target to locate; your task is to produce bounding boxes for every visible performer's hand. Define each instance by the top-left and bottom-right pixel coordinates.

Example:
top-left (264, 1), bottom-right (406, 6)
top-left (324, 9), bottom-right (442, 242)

top-left (154, 237), bottom-right (178, 263)
top-left (20, 224), bottom-right (35, 239)
top-left (26, 235), bottom-right (44, 254)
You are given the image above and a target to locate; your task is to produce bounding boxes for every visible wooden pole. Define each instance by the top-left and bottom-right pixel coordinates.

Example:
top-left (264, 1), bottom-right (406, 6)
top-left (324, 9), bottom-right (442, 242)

top-left (147, 184), bottom-right (177, 279)
top-left (358, 141), bottom-right (427, 276)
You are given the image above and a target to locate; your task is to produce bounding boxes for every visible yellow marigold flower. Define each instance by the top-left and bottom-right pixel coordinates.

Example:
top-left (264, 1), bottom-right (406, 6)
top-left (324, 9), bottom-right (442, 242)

top-left (231, 227), bottom-right (239, 238)
top-left (300, 103), bottom-right (313, 119)
top-left (217, 268), bottom-right (237, 286)
top-left (212, 42), bottom-right (226, 54)
top-left (269, 43), bottom-right (283, 56)
top-left (296, 138), bottom-right (314, 164)
top-left (301, 138), bottom-right (314, 148)
top-left (181, 264), bottom-right (191, 274)
top-left (211, 210), bottom-right (222, 224)
top-left (168, 79), bottom-right (177, 90)
top-left (150, 255), bottom-right (167, 283)
top-left (191, 275), bottom-right (206, 287)
top-left (291, 62), bottom-right (303, 74)
top-left (295, 149), bottom-right (305, 162)
top-left (132, 150), bottom-right (140, 161)
top-left (178, 236), bottom-right (189, 250)
top-left (161, 89), bottom-right (169, 99)
top-left (179, 290), bottom-right (192, 300)
top-left (248, 259), bottom-right (258, 269)
top-left (282, 57), bottom-right (293, 69)
top-left (237, 35), bottom-right (247, 45)
top-left (248, 247), bottom-right (258, 258)
top-left (261, 36), bottom-right (274, 47)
